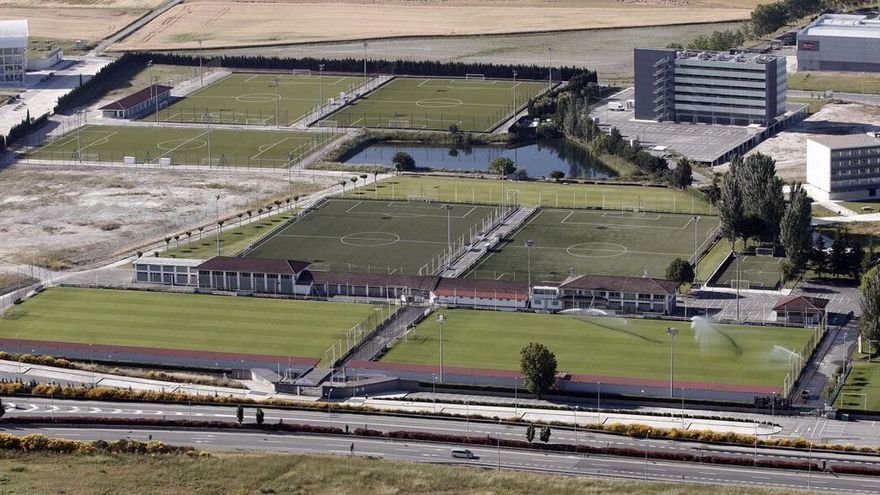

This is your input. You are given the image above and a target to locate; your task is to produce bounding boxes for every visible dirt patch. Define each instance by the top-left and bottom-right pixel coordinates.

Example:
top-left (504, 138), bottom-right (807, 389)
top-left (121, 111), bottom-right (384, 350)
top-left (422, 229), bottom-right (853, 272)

top-left (111, 0), bottom-right (754, 51)
top-left (0, 166), bottom-right (326, 272)
top-left (718, 102), bottom-right (880, 182)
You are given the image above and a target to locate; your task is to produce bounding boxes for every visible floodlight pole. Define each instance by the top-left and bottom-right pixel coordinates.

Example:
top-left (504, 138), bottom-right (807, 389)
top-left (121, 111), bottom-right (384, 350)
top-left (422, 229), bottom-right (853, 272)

top-left (692, 215), bottom-right (700, 281)
top-left (525, 239), bottom-right (535, 290)
top-left (215, 194), bottom-right (221, 256)
top-left (444, 205), bottom-right (453, 269)
top-left (436, 314), bottom-right (445, 382)
top-left (275, 76), bottom-right (280, 128)
top-left (547, 48), bottom-right (552, 88)
top-left (363, 42), bottom-right (368, 84)
top-left (149, 60), bottom-right (159, 124)
top-left (198, 40), bottom-right (204, 87)
top-left (667, 327), bottom-right (678, 398)
top-left (735, 250), bottom-right (741, 322)
top-left (319, 64), bottom-right (325, 112)
top-left (512, 70), bottom-right (518, 112)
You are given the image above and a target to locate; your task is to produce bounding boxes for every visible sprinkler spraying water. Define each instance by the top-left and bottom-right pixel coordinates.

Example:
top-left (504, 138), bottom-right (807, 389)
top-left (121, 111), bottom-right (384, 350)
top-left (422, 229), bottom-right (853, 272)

top-left (691, 316), bottom-right (743, 356)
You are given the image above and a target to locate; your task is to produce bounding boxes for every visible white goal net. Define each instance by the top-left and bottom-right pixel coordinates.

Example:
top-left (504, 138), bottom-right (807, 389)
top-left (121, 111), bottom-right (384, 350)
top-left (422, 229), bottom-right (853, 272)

top-left (730, 279), bottom-right (750, 290)
top-left (465, 73), bottom-right (486, 80)
top-left (755, 247), bottom-right (775, 257)
top-left (388, 118), bottom-right (410, 128)
top-left (291, 69), bottom-right (312, 76)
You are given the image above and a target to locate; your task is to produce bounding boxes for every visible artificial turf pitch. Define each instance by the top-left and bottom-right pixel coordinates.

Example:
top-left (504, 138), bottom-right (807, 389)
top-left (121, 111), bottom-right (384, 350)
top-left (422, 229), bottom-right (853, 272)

top-left (0, 288), bottom-right (378, 360)
top-left (711, 254), bottom-right (783, 290)
top-left (466, 208), bottom-right (719, 282)
top-left (323, 77), bottom-right (548, 132)
top-left (349, 175), bottom-right (717, 215)
top-left (29, 125), bottom-right (338, 167)
top-left (381, 309), bottom-right (815, 387)
top-left (153, 72), bottom-right (365, 126)
top-left (246, 198), bottom-right (500, 274)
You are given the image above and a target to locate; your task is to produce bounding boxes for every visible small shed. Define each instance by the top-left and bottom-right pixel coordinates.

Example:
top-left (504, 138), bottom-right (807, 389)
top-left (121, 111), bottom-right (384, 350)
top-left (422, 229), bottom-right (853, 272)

top-left (100, 84), bottom-right (172, 119)
top-left (772, 295), bottom-right (828, 325)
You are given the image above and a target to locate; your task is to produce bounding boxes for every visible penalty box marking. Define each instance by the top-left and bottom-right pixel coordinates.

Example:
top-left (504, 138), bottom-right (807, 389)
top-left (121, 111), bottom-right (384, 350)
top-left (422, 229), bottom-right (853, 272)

top-left (343, 200), bottom-right (478, 219)
top-left (271, 233), bottom-right (446, 246)
top-left (560, 211), bottom-right (688, 231)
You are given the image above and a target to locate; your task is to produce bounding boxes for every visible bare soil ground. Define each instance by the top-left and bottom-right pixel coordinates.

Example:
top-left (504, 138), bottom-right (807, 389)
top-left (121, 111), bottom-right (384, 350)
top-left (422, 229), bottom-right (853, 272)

top-left (202, 22), bottom-right (740, 80)
top-left (112, 0), bottom-right (756, 51)
top-left (723, 102), bottom-right (880, 182)
top-left (0, 0), bottom-right (157, 41)
top-left (0, 165), bottom-right (325, 272)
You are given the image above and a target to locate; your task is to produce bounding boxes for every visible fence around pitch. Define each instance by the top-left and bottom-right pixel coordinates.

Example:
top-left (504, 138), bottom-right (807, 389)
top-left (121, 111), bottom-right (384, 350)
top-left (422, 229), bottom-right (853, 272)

top-left (324, 303), bottom-right (401, 367)
top-left (237, 197), bottom-right (329, 258)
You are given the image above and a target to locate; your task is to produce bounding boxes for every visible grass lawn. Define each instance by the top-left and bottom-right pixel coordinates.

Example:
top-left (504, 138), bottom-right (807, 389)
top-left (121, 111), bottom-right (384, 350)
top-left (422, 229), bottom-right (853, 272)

top-left (811, 203), bottom-right (839, 217)
top-left (710, 254), bottom-right (784, 290)
top-left (466, 208), bottom-right (718, 282)
top-left (841, 200), bottom-right (880, 214)
top-left (164, 210), bottom-right (299, 259)
top-left (349, 175), bottom-right (715, 215)
top-left (247, 198), bottom-right (498, 274)
top-left (789, 71), bottom-right (880, 95)
top-left (324, 77), bottom-right (548, 132)
top-left (156, 72), bottom-right (365, 126)
top-left (835, 356), bottom-right (880, 411)
top-left (0, 451), bottom-right (803, 495)
top-left (816, 221), bottom-right (880, 247)
top-left (382, 309), bottom-right (814, 387)
top-left (30, 125), bottom-right (339, 168)
top-left (786, 96), bottom-right (830, 115)
top-left (0, 288), bottom-right (379, 360)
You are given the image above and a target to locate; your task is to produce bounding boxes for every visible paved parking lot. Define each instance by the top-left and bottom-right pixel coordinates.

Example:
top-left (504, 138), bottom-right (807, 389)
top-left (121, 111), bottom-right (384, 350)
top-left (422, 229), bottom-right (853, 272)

top-left (590, 88), bottom-right (761, 163)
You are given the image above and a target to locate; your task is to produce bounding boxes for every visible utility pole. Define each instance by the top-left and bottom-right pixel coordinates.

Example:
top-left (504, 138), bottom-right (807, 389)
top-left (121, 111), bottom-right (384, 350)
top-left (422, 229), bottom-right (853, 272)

top-left (149, 60), bottom-right (159, 124)
top-left (215, 194), bottom-right (221, 256)
top-left (512, 70), bottom-right (518, 112)
top-left (667, 327), bottom-right (678, 398)
top-left (319, 64), bottom-right (325, 112)
top-left (275, 76), bottom-right (280, 128)
top-left (444, 205), bottom-right (453, 269)
top-left (692, 215), bottom-right (700, 281)
top-left (198, 40), bottom-right (204, 87)
top-left (363, 42), bottom-right (368, 84)
top-left (547, 48), bottom-right (553, 88)
top-left (436, 314), bottom-right (445, 382)
top-left (525, 239), bottom-right (535, 290)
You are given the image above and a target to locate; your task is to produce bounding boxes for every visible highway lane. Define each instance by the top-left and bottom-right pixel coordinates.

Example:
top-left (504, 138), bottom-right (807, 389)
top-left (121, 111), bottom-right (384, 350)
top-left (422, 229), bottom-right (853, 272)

top-left (8, 424), bottom-right (880, 494)
top-left (6, 397), bottom-right (880, 469)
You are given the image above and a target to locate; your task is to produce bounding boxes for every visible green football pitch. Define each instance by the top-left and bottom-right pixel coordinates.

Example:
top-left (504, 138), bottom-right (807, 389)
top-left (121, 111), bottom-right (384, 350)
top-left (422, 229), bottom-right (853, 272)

top-left (348, 175), bottom-right (717, 215)
top-left (246, 198), bottom-right (501, 275)
top-left (322, 77), bottom-right (548, 132)
top-left (29, 125), bottom-right (338, 168)
top-left (466, 208), bottom-right (719, 283)
top-left (381, 309), bottom-right (815, 387)
top-left (0, 288), bottom-right (380, 360)
top-left (711, 254), bottom-right (783, 290)
top-left (153, 72), bottom-right (365, 126)
top-left (835, 357), bottom-right (880, 412)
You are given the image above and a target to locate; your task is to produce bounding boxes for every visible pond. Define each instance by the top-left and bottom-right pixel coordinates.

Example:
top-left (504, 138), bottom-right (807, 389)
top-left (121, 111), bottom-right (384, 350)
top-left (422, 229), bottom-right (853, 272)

top-left (342, 139), bottom-right (616, 178)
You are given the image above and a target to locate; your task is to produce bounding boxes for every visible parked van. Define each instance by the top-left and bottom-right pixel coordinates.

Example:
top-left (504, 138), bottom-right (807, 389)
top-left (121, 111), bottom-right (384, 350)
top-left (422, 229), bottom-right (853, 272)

top-left (607, 102), bottom-right (625, 111)
top-left (451, 449), bottom-right (477, 459)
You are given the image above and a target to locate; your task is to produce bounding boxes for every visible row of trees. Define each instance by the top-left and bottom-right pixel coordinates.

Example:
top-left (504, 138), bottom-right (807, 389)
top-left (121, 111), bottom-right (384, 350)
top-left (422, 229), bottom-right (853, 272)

top-left (55, 53), bottom-right (149, 113)
top-left (147, 52), bottom-right (590, 83)
top-left (1, 110), bottom-right (49, 151)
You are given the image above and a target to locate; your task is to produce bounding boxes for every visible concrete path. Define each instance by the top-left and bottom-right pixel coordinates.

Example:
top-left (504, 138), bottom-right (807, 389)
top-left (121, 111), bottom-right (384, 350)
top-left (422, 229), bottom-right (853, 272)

top-left (440, 205), bottom-right (535, 278)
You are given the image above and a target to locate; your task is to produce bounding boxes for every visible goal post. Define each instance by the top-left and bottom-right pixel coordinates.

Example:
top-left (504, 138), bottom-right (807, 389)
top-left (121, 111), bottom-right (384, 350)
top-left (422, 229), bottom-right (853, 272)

top-left (291, 69), bottom-right (312, 76)
top-left (465, 73), bottom-right (486, 81)
top-left (730, 279), bottom-right (750, 290)
top-left (755, 247), bottom-right (775, 257)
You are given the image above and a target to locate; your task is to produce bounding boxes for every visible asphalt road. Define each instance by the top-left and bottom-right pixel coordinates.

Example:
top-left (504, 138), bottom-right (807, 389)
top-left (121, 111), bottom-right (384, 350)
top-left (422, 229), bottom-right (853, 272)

top-left (9, 424), bottom-right (880, 494)
top-left (6, 397), bottom-right (880, 486)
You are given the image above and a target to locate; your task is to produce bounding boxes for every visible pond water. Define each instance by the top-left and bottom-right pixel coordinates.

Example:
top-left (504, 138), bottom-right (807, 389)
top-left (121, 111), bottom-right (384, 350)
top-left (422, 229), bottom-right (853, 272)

top-left (342, 139), bottom-right (616, 178)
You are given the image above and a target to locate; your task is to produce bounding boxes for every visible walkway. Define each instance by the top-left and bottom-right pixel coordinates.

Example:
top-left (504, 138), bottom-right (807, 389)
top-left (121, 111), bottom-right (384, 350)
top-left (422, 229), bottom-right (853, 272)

top-left (440, 206), bottom-right (536, 278)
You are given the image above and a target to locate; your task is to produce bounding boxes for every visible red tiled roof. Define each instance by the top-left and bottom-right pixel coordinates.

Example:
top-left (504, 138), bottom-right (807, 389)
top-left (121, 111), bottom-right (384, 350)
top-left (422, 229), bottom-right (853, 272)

top-left (559, 274), bottom-right (678, 294)
top-left (197, 256), bottom-right (309, 274)
top-left (773, 295), bottom-right (829, 312)
top-left (434, 277), bottom-right (530, 301)
top-left (100, 85), bottom-right (172, 111)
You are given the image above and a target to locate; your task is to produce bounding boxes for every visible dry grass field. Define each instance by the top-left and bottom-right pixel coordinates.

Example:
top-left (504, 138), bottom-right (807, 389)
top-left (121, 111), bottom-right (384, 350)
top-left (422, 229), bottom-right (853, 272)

top-left (112, 0), bottom-right (762, 51)
top-left (0, 0), bottom-right (163, 41)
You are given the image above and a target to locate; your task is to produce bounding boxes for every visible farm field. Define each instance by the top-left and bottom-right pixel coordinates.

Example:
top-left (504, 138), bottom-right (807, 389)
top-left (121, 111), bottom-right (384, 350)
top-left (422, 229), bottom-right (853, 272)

top-left (324, 77), bottom-right (547, 132)
top-left (29, 125), bottom-right (338, 168)
top-left (163, 210), bottom-right (298, 259)
top-left (466, 208), bottom-right (718, 282)
top-left (0, 0), bottom-right (159, 41)
top-left (711, 253), bottom-right (784, 290)
top-left (835, 357), bottom-right (880, 412)
top-left (789, 72), bottom-right (880, 95)
top-left (246, 198), bottom-right (500, 275)
top-left (155, 73), bottom-right (365, 126)
top-left (382, 309), bottom-right (814, 387)
top-left (0, 288), bottom-right (377, 360)
top-left (349, 176), bottom-right (715, 214)
top-left (110, 0), bottom-right (758, 51)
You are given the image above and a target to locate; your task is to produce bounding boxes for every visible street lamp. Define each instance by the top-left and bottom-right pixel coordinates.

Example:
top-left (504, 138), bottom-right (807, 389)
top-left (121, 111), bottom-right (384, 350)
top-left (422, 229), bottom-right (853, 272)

top-left (512, 70), bottom-right (518, 112)
top-left (436, 314), bottom-right (446, 382)
top-left (692, 215), bottom-right (700, 283)
top-left (666, 327), bottom-right (678, 398)
top-left (525, 239), bottom-right (535, 289)
top-left (215, 194), bottom-right (221, 256)
top-left (319, 64), bottom-right (325, 110)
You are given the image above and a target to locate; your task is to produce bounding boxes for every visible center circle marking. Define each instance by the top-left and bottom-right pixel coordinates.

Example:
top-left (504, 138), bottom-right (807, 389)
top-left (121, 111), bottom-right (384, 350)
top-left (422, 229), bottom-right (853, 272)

top-left (565, 242), bottom-right (628, 258)
top-left (235, 93), bottom-right (282, 103)
top-left (415, 98), bottom-right (463, 108)
top-left (157, 139), bottom-right (207, 151)
top-left (340, 231), bottom-right (401, 247)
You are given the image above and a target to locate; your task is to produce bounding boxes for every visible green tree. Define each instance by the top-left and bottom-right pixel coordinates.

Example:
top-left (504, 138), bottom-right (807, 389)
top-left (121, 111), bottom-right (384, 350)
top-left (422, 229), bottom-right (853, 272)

top-left (831, 228), bottom-right (849, 277)
top-left (0, 397), bottom-right (4, 419)
top-left (751, 2), bottom-right (789, 36)
top-left (549, 170), bottom-right (565, 181)
top-left (670, 157), bottom-right (693, 189)
top-left (718, 159), bottom-right (743, 246)
top-left (513, 168), bottom-right (529, 181)
top-left (526, 424), bottom-right (535, 443)
top-left (236, 404), bottom-right (244, 424)
top-left (779, 182), bottom-right (813, 273)
top-left (392, 152), bottom-right (415, 173)
top-left (665, 258), bottom-right (695, 285)
top-left (520, 342), bottom-right (557, 397)
top-left (489, 156), bottom-right (515, 175)
top-left (812, 236), bottom-right (828, 279)
top-left (738, 153), bottom-right (785, 243)
top-left (539, 425), bottom-right (551, 443)
top-left (860, 267), bottom-right (880, 357)
top-left (255, 408), bottom-right (264, 425)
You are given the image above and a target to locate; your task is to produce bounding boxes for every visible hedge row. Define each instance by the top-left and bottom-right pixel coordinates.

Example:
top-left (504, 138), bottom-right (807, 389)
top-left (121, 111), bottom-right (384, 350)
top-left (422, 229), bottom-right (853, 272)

top-left (145, 52), bottom-right (589, 82)
top-left (54, 53), bottom-right (149, 113)
top-left (0, 432), bottom-right (199, 456)
top-left (1, 112), bottom-right (49, 151)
